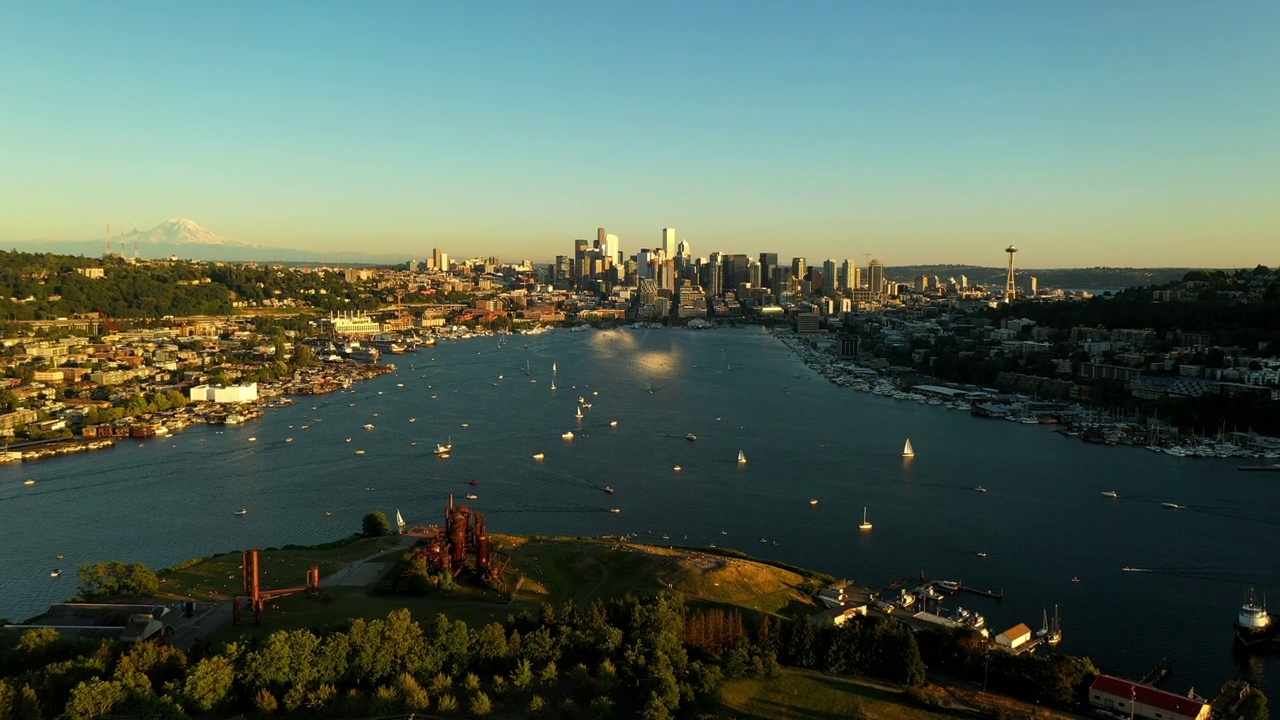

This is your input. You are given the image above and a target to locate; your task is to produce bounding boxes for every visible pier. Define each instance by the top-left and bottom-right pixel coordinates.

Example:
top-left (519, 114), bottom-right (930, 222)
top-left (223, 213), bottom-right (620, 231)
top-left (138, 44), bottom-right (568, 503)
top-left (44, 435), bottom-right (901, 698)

top-left (1139, 661), bottom-right (1172, 687)
top-left (957, 583), bottom-right (1004, 600)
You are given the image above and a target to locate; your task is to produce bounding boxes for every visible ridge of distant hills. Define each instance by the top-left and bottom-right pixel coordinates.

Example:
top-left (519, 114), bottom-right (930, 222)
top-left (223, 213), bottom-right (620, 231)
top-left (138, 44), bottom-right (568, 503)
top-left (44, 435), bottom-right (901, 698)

top-left (6, 218), bottom-right (406, 264)
top-left (8, 219), bottom-right (1199, 289)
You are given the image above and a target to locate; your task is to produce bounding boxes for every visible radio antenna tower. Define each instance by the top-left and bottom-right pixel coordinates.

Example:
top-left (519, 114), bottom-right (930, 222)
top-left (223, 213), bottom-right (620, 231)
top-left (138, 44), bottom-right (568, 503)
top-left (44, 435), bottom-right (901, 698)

top-left (1005, 245), bottom-right (1018, 300)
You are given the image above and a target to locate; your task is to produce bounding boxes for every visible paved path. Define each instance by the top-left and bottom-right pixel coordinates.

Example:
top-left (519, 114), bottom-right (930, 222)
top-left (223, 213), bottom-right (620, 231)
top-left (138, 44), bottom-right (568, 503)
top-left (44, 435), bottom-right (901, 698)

top-left (167, 536), bottom-right (416, 651)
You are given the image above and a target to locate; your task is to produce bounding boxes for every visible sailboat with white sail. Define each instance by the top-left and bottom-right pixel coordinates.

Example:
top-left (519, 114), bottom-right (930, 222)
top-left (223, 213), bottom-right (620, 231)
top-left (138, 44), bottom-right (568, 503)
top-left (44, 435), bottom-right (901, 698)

top-left (395, 509), bottom-right (406, 534)
top-left (858, 506), bottom-right (873, 531)
top-left (902, 438), bottom-right (915, 458)
top-left (737, 450), bottom-right (747, 464)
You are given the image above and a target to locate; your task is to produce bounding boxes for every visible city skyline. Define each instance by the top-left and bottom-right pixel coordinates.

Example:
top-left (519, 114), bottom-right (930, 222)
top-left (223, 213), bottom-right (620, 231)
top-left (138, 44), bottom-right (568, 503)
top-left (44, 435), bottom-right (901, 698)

top-left (1, 2), bottom-right (1277, 268)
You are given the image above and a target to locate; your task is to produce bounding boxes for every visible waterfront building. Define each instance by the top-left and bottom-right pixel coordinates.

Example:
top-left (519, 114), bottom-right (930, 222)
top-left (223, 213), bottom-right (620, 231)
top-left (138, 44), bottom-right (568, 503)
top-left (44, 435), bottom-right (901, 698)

top-left (189, 382), bottom-right (259, 404)
top-left (1087, 675), bottom-right (1209, 720)
top-left (994, 623), bottom-right (1032, 649)
top-left (321, 312), bottom-right (380, 336)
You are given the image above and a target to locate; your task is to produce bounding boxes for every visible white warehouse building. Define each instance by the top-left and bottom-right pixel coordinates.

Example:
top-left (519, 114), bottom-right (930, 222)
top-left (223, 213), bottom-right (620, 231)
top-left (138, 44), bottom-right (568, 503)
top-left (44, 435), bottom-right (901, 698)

top-left (189, 382), bottom-right (259, 403)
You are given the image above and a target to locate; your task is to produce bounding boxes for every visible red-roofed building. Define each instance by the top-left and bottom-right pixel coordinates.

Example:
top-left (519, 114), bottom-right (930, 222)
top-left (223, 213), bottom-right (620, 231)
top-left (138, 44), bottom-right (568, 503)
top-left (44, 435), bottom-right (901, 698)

top-left (1088, 675), bottom-right (1210, 720)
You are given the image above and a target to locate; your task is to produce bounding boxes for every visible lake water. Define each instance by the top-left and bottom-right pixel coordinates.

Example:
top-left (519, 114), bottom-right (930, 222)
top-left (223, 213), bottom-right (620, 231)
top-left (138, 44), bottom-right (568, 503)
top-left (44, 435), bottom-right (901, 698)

top-left (2, 326), bottom-right (1277, 697)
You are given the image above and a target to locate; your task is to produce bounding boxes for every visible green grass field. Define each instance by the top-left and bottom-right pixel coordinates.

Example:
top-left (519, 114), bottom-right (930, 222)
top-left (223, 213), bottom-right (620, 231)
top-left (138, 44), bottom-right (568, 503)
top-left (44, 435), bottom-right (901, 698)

top-left (717, 671), bottom-right (965, 720)
top-left (155, 535), bottom-right (402, 603)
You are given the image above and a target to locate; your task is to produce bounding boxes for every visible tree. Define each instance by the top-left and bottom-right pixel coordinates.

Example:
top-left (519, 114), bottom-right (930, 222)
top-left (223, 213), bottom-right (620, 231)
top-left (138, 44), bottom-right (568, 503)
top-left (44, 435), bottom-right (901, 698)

top-left (468, 690), bottom-right (492, 716)
top-left (182, 655), bottom-right (235, 713)
top-left (64, 678), bottom-right (126, 720)
top-left (1240, 687), bottom-right (1269, 720)
top-left (362, 511), bottom-right (390, 537)
top-left (76, 561), bottom-right (159, 600)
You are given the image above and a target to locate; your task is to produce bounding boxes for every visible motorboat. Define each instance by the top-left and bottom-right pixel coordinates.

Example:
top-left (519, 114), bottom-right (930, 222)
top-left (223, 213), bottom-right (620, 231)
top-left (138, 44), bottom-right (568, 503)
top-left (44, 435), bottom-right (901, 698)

top-left (686, 433), bottom-right (698, 441)
top-left (355, 449), bottom-right (365, 455)
top-left (532, 453), bottom-right (545, 460)
top-left (610, 508), bottom-right (621, 514)
top-left (673, 465), bottom-right (682, 472)
top-left (1102, 490), bottom-right (1119, 498)
top-left (604, 486), bottom-right (614, 494)
top-left (609, 420), bottom-right (618, 427)
top-left (809, 499), bottom-right (819, 506)
top-left (1162, 502), bottom-right (1182, 509)
top-left (973, 486), bottom-right (987, 493)
top-left (50, 569), bottom-right (61, 578)
top-left (23, 479), bottom-right (34, 486)
top-left (466, 493), bottom-right (478, 500)
top-left (937, 580), bottom-right (960, 591)
top-left (562, 431), bottom-right (574, 440)
top-left (234, 508), bottom-right (248, 516)
top-left (363, 424), bottom-right (375, 430)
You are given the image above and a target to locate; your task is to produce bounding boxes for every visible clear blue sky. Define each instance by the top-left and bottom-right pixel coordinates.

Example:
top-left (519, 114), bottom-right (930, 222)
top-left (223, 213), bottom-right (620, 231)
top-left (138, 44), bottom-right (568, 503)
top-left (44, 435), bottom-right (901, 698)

top-left (1, 1), bottom-right (1276, 267)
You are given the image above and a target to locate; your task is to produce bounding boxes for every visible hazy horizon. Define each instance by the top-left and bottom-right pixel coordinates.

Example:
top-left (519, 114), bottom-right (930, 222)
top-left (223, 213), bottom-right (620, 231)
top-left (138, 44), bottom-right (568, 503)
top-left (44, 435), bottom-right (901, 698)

top-left (1, 2), bottom-right (1276, 267)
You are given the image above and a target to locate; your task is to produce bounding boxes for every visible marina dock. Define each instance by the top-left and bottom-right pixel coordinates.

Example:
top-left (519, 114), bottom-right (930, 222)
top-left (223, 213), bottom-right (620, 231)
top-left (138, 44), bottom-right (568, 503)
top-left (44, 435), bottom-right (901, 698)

top-left (957, 584), bottom-right (1004, 600)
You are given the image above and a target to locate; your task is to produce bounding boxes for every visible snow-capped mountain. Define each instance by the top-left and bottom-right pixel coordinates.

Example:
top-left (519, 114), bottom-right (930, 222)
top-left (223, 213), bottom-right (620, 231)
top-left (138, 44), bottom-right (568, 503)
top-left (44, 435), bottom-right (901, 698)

top-left (140, 218), bottom-right (257, 247)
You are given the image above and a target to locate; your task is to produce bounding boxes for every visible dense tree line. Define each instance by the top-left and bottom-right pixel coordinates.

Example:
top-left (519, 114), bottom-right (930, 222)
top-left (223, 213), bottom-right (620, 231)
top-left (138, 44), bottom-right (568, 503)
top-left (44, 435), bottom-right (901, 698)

top-left (0, 588), bottom-right (948, 720)
top-left (916, 627), bottom-right (1097, 705)
top-left (0, 251), bottom-right (381, 321)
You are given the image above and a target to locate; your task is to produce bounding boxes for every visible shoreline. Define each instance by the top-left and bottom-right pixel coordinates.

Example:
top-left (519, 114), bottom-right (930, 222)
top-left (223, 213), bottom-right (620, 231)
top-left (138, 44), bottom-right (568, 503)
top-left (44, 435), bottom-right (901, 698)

top-left (9, 360), bottom-right (396, 465)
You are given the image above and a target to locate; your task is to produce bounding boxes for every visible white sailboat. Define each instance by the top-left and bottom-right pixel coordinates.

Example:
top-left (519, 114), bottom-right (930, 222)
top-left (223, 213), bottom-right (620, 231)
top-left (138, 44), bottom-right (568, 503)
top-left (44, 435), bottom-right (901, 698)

top-left (858, 506), bottom-right (873, 531)
top-left (575, 405), bottom-right (584, 419)
top-left (737, 450), bottom-right (747, 464)
top-left (552, 362), bottom-right (557, 375)
top-left (395, 509), bottom-right (406, 534)
top-left (902, 438), bottom-right (915, 458)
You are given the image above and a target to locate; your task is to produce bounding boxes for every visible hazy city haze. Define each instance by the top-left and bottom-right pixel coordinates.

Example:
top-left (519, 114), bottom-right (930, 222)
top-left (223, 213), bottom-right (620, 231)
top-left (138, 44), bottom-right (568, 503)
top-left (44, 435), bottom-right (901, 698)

top-left (1, 1), bottom-right (1276, 266)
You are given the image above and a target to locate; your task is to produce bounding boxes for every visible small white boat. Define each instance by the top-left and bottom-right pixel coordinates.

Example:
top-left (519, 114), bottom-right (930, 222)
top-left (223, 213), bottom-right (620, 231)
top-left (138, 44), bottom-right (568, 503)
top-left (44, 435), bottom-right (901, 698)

top-left (363, 424), bottom-right (375, 430)
top-left (610, 508), bottom-right (621, 514)
top-left (345, 438), bottom-right (352, 443)
top-left (938, 580), bottom-right (960, 591)
top-left (973, 486), bottom-right (987, 493)
top-left (1162, 502), bottom-right (1182, 509)
top-left (409, 417), bottom-right (416, 423)
top-left (23, 479), bottom-right (35, 486)
top-left (1102, 490), bottom-right (1119, 498)
top-left (902, 438), bottom-right (915, 458)
top-left (50, 569), bottom-right (61, 578)
top-left (575, 406), bottom-right (584, 419)
top-left (686, 433), bottom-right (698, 441)
top-left (976, 551), bottom-right (988, 558)
top-left (532, 452), bottom-right (545, 460)
top-left (737, 450), bottom-right (747, 464)
top-left (609, 420), bottom-right (618, 427)
top-left (234, 508), bottom-right (248, 516)
top-left (285, 438), bottom-right (293, 443)
top-left (673, 465), bottom-right (682, 472)
top-left (562, 431), bottom-right (574, 440)
top-left (604, 486), bottom-right (614, 494)
top-left (466, 493), bottom-right (478, 500)
top-left (858, 506), bottom-right (873, 531)
top-left (355, 449), bottom-right (366, 455)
